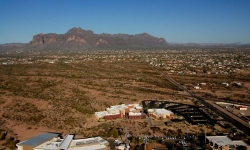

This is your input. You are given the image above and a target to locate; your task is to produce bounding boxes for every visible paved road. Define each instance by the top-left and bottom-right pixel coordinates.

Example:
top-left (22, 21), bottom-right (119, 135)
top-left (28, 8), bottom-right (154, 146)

top-left (146, 116), bottom-right (153, 127)
top-left (149, 64), bottom-right (250, 136)
top-left (206, 101), bottom-right (250, 132)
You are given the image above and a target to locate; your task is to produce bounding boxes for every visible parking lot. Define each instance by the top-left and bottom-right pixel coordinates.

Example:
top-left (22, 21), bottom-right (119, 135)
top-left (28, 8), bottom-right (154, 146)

top-left (167, 104), bottom-right (213, 125)
top-left (137, 135), bottom-right (200, 147)
top-left (142, 100), bottom-right (220, 126)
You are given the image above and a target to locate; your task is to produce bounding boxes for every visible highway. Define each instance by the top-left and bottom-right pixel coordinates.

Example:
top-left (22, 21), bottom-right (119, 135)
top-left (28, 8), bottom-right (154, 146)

top-left (149, 64), bottom-right (250, 136)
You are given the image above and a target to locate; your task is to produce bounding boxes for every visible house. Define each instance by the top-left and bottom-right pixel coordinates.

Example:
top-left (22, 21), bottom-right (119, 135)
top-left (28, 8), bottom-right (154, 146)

top-left (222, 82), bottom-right (229, 87)
top-left (200, 83), bottom-right (206, 86)
top-left (233, 82), bottom-right (242, 86)
top-left (193, 86), bottom-right (201, 90)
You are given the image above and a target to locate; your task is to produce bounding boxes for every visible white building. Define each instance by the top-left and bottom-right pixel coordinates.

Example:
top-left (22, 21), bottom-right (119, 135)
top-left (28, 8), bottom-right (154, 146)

top-left (115, 143), bottom-right (130, 150)
top-left (16, 133), bottom-right (110, 150)
top-left (106, 108), bottom-right (120, 114)
top-left (95, 104), bottom-right (143, 120)
top-left (148, 109), bottom-right (175, 119)
top-left (206, 136), bottom-right (249, 150)
top-left (193, 86), bottom-right (201, 90)
top-left (200, 83), bottom-right (206, 86)
top-left (222, 82), bottom-right (229, 87)
top-left (95, 111), bottom-right (110, 119)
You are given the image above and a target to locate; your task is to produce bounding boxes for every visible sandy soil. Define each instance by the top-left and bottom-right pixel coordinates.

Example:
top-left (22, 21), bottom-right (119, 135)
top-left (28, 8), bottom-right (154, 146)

top-left (0, 59), bottom-right (249, 144)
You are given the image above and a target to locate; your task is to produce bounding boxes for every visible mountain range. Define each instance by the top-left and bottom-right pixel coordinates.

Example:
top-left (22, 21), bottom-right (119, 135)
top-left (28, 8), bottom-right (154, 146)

top-left (1, 27), bottom-right (249, 52)
top-left (28, 27), bottom-right (169, 50)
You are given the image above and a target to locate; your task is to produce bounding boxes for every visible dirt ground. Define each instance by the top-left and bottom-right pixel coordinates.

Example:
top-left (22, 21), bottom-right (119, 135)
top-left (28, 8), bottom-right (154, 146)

top-left (0, 60), bottom-right (184, 141)
top-left (0, 56), bottom-right (249, 143)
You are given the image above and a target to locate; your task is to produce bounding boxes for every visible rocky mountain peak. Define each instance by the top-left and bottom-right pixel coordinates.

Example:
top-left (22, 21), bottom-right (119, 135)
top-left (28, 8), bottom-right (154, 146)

top-left (66, 27), bottom-right (94, 35)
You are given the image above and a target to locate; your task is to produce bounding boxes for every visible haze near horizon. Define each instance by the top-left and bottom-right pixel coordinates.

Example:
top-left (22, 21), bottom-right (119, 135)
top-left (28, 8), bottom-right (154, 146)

top-left (0, 0), bottom-right (250, 44)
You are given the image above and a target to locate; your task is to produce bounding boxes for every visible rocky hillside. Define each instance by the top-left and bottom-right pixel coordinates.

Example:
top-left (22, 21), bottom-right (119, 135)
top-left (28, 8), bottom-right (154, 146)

top-left (29, 27), bottom-right (169, 49)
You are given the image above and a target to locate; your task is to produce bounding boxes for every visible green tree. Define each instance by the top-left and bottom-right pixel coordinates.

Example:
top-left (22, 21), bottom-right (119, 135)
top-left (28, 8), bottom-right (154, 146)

top-left (224, 123), bottom-right (233, 129)
top-left (203, 144), bottom-right (211, 150)
top-left (0, 132), bottom-right (7, 140)
top-left (110, 127), bottom-right (119, 138)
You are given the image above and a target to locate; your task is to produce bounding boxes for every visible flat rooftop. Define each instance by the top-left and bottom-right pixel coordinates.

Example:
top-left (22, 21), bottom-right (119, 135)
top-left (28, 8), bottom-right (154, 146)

top-left (68, 144), bottom-right (107, 150)
top-left (35, 140), bottom-right (61, 149)
top-left (110, 104), bottom-right (128, 110)
top-left (95, 111), bottom-right (109, 116)
top-left (70, 137), bottom-right (108, 147)
top-left (17, 132), bottom-right (60, 147)
top-left (206, 136), bottom-right (247, 147)
top-left (154, 109), bottom-right (173, 115)
top-left (129, 112), bottom-right (142, 116)
top-left (59, 134), bottom-right (74, 149)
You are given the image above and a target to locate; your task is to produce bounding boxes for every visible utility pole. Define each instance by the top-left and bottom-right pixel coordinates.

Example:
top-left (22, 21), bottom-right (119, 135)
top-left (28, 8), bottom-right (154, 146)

top-left (125, 127), bottom-right (130, 150)
top-left (143, 135), bottom-right (149, 150)
top-left (205, 128), bottom-right (206, 144)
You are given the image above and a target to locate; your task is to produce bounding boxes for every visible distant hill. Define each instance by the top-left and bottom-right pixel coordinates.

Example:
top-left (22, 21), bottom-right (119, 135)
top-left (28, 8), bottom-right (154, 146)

top-left (28, 27), bottom-right (169, 50)
top-left (0, 43), bottom-right (27, 52)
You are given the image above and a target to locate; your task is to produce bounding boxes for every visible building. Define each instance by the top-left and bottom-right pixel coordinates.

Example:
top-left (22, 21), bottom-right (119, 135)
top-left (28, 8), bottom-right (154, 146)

top-left (206, 136), bottom-right (250, 150)
top-left (104, 113), bottom-right (122, 120)
top-left (222, 82), bottom-right (229, 87)
top-left (16, 132), bottom-right (59, 150)
top-left (95, 111), bottom-right (110, 119)
top-left (235, 105), bottom-right (248, 110)
top-left (115, 143), bottom-right (130, 150)
top-left (193, 86), bottom-right (201, 90)
top-left (128, 112), bottom-right (142, 119)
top-left (200, 83), bottom-right (206, 86)
top-left (148, 109), bottom-right (176, 119)
top-left (16, 132), bottom-right (110, 150)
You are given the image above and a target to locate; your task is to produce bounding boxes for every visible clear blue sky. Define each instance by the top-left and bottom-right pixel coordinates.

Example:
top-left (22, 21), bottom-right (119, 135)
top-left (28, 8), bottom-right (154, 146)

top-left (1, 0), bottom-right (250, 44)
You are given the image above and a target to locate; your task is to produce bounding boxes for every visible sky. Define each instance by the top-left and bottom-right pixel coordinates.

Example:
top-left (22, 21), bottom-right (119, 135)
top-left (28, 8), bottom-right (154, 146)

top-left (0, 0), bottom-right (250, 44)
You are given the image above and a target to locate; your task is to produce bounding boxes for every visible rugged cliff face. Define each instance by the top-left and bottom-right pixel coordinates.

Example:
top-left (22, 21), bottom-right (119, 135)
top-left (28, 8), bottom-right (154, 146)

top-left (29, 27), bottom-right (169, 49)
top-left (30, 33), bottom-right (58, 45)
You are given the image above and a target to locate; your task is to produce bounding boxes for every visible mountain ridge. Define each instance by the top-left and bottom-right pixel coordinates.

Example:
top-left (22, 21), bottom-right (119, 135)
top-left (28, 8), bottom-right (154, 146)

top-left (29, 27), bottom-right (169, 50)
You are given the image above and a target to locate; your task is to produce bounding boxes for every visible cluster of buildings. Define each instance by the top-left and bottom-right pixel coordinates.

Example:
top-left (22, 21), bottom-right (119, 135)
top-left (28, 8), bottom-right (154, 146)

top-left (95, 104), bottom-right (143, 120)
top-left (188, 81), bottom-right (243, 90)
top-left (0, 51), bottom-right (146, 65)
top-left (216, 102), bottom-right (248, 111)
top-left (206, 136), bottom-right (250, 150)
top-left (95, 104), bottom-right (177, 121)
top-left (16, 132), bottom-right (110, 150)
top-left (147, 51), bottom-right (250, 76)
